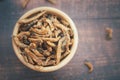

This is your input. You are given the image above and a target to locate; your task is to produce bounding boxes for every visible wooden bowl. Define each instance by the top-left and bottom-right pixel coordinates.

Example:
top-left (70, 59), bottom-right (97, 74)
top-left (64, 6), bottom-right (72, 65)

top-left (12, 7), bottom-right (78, 72)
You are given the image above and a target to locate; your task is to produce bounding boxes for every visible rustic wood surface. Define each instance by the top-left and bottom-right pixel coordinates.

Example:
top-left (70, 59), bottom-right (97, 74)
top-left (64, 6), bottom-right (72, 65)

top-left (0, 0), bottom-right (120, 80)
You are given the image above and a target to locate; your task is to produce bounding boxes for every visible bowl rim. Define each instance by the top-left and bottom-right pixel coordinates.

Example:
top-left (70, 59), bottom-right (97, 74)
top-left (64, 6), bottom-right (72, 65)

top-left (12, 7), bottom-right (78, 72)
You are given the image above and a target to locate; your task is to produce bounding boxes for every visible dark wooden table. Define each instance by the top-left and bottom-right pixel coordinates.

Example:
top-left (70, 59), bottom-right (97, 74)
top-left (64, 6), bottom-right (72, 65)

top-left (0, 0), bottom-right (120, 80)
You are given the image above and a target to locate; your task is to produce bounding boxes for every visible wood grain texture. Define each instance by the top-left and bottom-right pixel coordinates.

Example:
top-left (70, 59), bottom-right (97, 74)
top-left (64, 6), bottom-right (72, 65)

top-left (0, 0), bottom-right (120, 80)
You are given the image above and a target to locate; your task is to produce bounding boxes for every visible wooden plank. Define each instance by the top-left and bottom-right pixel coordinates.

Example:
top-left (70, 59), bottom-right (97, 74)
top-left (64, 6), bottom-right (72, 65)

top-left (0, 0), bottom-right (120, 80)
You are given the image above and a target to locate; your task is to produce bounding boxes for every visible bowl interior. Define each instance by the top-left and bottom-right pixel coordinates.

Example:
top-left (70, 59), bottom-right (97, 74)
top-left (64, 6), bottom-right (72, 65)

top-left (12, 7), bottom-right (78, 72)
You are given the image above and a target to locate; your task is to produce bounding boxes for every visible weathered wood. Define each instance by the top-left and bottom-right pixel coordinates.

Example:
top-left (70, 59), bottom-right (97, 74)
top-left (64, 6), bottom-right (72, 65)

top-left (0, 0), bottom-right (120, 80)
